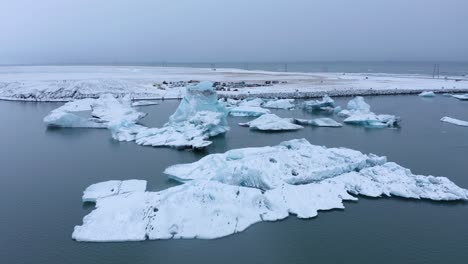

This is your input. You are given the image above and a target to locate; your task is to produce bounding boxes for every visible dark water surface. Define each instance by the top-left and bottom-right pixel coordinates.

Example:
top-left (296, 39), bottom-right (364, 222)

top-left (0, 95), bottom-right (467, 264)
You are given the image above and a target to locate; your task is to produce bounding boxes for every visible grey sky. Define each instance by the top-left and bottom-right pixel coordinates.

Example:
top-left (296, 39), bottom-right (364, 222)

top-left (1, 0), bottom-right (467, 64)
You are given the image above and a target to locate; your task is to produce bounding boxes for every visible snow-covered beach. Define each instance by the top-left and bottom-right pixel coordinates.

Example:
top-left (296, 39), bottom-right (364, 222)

top-left (1, 66), bottom-right (468, 101)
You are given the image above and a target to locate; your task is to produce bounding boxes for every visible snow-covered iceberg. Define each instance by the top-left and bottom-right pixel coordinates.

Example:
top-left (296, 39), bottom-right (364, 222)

top-left (238, 98), bottom-right (264, 107)
top-left (294, 118), bottom-right (342, 127)
top-left (338, 96), bottom-right (400, 128)
top-left (73, 139), bottom-right (468, 242)
top-left (418, 91), bottom-right (436, 97)
top-left (452, 94), bottom-right (468, 100)
top-left (440, 116), bottom-right (468, 127)
top-left (302, 95), bottom-right (335, 111)
top-left (239, 114), bottom-right (303, 131)
top-left (263, 99), bottom-right (295, 109)
top-left (45, 82), bottom-right (229, 149)
top-left (228, 106), bottom-right (270, 117)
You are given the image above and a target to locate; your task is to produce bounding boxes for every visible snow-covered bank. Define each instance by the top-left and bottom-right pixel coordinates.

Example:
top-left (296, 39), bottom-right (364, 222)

top-left (73, 139), bottom-right (468, 242)
top-left (1, 66), bottom-right (468, 101)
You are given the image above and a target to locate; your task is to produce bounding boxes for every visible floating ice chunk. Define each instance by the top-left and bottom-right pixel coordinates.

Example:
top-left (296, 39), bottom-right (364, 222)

top-left (82, 180), bottom-right (147, 203)
top-left (91, 94), bottom-right (146, 124)
top-left (419, 91), bottom-right (436, 97)
top-left (165, 139), bottom-right (385, 189)
top-left (347, 96), bottom-right (370, 112)
top-left (74, 140), bottom-right (468, 242)
top-left (452, 94), bottom-right (468, 100)
top-left (338, 96), bottom-right (399, 128)
top-left (302, 95), bottom-right (335, 111)
top-left (239, 98), bottom-right (264, 107)
top-left (229, 106), bottom-right (270, 117)
top-left (294, 118), bottom-right (342, 127)
top-left (132, 101), bottom-right (159, 107)
top-left (263, 99), bottom-right (295, 109)
top-left (440, 116), bottom-right (468, 127)
top-left (239, 114), bottom-right (303, 131)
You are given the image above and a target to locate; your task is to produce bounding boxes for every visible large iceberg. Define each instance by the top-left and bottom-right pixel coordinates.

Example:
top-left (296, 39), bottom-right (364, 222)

top-left (239, 114), bottom-right (303, 131)
top-left (263, 99), bottom-right (295, 109)
top-left (338, 96), bottom-right (400, 128)
top-left (294, 118), bottom-right (342, 127)
top-left (440, 116), bottom-right (468, 127)
top-left (45, 82), bottom-right (230, 149)
top-left (73, 139), bottom-right (468, 242)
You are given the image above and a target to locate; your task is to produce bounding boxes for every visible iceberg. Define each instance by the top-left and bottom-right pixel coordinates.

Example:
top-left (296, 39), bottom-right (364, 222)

top-left (452, 94), bottom-right (468, 100)
top-left (228, 106), bottom-right (270, 117)
top-left (302, 95), bottom-right (335, 111)
top-left (419, 91), bottom-right (436, 97)
top-left (294, 118), bottom-right (342, 127)
top-left (239, 114), bottom-right (303, 131)
top-left (73, 139), bottom-right (468, 242)
top-left (45, 82), bottom-right (229, 149)
top-left (238, 98), bottom-right (264, 107)
top-left (440, 116), bottom-right (468, 127)
top-left (263, 99), bottom-right (295, 109)
top-left (338, 96), bottom-right (400, 128)
top-left (132, 101), bottom-right (159, 107)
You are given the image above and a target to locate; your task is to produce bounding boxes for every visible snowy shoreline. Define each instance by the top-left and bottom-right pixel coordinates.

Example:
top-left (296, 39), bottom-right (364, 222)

top-left (1, 65), bottom-right (468, 102)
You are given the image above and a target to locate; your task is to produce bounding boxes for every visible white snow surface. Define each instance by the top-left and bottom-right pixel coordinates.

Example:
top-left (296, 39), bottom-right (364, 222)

top-left (73, 139), bottom-right (468, 242)
top-left (239, 114), bottom-right (303, 131)
top-left (2, 66), bottom-right (468, 101)
top-left (82, 180), bottom-right (147, 203)
top-left (440, 117), bottom-right (468, 127)
top-left (294, 118), bottom-right (342, 127)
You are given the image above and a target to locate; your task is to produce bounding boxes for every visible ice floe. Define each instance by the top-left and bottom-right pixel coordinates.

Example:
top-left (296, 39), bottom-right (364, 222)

top-left (82, 180), bottom-right (147, 203)
top-left (263, 99), bottom-right (295, 109)
top-left (338, 96), bottom-right (400, 128)
top-left (302, 95), bottom-right (335, 111)
top-left (418, 91), bottom-right (436, 97)
top-left (452, 94), bottom-right (468, 100)
top-left (294, 118), bottom-right (342, 127)
top-left (73, 139), bottom-right (468, 242)
top-left (132, 101), bottom-right (159, 107)
top-left (239, 114), bottom-right (303, 131)
top-left (238, 98), bottom-right (264, 107)
top-left (228, 106), bottom-right (270, 117)
top-left (440, 117), bottom-right (468, 127)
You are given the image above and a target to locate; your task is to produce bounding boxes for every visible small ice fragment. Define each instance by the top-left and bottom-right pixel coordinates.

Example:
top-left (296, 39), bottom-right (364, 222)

top-left (419, 91), bottom-right (436, 97)
top-left (303, 95), bottom-right (335, 111)
top-left (229, 106), bottom-right (270, 117)
top-left (451, 94), bottom-right (468, 100)
top-left (240, 114), bottom-right (303, 131)
top-left (440, 116), bottom-right (468, 127)
top-left (294, 118), bottom-right (342, 127)
top-left (263, 99), bottom-right (295, 109)
top-left (132, 101), bottom-right (159, 107)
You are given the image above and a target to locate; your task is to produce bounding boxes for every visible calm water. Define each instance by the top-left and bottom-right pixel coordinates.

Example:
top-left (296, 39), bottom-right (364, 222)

top-left (0, 96), bottom-right (467, 264)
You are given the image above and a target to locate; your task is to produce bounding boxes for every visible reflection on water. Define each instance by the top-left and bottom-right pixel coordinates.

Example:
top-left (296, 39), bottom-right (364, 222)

top-left (0, 95), bottom-right (467, 264)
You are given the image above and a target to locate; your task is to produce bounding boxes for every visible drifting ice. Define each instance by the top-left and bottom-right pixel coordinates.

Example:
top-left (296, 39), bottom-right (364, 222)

top-left (303, 95), bottom-right (335, 111)
top-left (440, 116), bottom-right (468, 127)
top-left (132, 101), bottom-right (159, 107)
top-left (452, 94), bottom-right (468, 100)
top-left (419, 91), bottom-right (436, 97)
top-left (338, 96), bottom-right (400, 128)
top-left (239, 114), bottom-right (303, 131)
top-left (263, 99), bottom-right (295, 109)
top-left (73, 139), bottom-right (468, 242)
top-left (294, 118), bottom-right (342, 127)
top-left (228, 106), bottom-right (270, 117)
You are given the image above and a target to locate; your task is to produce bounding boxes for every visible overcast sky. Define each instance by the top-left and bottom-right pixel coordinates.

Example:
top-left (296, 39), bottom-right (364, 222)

top-left (1, 0), bottom-right (467, 64)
